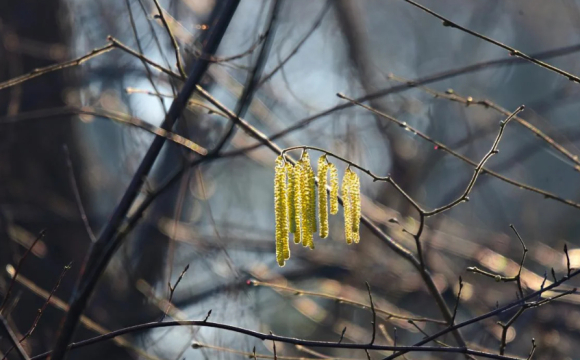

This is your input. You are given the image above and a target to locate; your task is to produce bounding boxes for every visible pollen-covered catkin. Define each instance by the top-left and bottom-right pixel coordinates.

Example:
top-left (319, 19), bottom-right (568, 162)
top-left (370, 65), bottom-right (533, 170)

top-left (300, 152), bottom-right (314, 249)
top-left (293, 161), bottom-right (303, 244)
top-left (309, 166), bottom-right (317, 234)
top-left (342, 168), bottom-right (353, 245)
top-left (287, 163), bottom-right (296, 235)
top-left (329, 163), bottom-right (339, 215)
top-left (283, 163), bottom-right (292, 259)
top-left (274, 156), bottom-right (289, 266)
top-left (350, 170), bottom-right (361, 244)
top-left (317, 156), bottom-right (329, 239)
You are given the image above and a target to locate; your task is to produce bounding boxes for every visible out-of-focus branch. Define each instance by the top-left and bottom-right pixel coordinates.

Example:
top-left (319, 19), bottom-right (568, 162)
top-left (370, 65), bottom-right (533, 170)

top-left (402, 0), bottom-right (580, 83)
top-left (388, 74), bottom-right (580, 172)
top-left (0, 106), bottom-right (207, 155)
top-left (249, 280), bottom-right (446, 324)
top-left (258, 0), bottom-right (331, 86)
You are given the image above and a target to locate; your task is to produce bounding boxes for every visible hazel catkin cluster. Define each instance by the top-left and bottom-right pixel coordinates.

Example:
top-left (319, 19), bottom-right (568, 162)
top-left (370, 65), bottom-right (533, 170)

top-left (273, 151), bottom-right (362, 266)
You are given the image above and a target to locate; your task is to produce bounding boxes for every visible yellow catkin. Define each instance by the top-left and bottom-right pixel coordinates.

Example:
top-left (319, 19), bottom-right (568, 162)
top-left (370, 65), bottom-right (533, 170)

top-left (342, 168), bottom-right (353, 244)
top-left (283, 164), bottom-right (291, 260)
top-left (274, 156), bottom-right (289, 266)
top-left (350, 170), bottom-right (361, 244)
top-left (309, 166), bottom-right (317, 234)
top-left (287, 163), bottom-right (296, 234)
top-left (293, 161), bottom-right (303, 244)
top-left (329, 163), bottom-right (339, 215)
top-left (317, 155), bottom-right (329, 239)
top-left (300, 152), bottom-right (314, 249)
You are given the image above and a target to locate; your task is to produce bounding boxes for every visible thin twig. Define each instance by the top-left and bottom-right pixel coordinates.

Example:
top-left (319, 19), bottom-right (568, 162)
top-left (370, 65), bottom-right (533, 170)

top-left (271, 332), bottom-right (278, 360)
top-left (498, 307), bottom-right (525, 356)
top-left (467, 224), bottom-right (529, 299)
top-left (424, 105), bottom-right (524, 216)
top-left (0, 229), bottom-right (46, 313)
top-left (63, 145), bottom-right (96, 243)
top-left (0, 44), bottom-right (115, 91)
top-left (203, 310), bottom-right (212, 322)
top-left (125, 0), bottom-right (167, 113)
top-left (510, 225), bottom-right (528, 298)
top-left (527, 339), bottom-right (536, 360)
top-left (161, 264), bottom-right (189, 321)
top-left (338, 327), bottom-right (347, 344)
top-left (451, 277), bottom-right (463, 325)
top-left (564, 244), bottom-right (571, 277)
top-left (407, 320), bottom-right (450, 348)
top-left (151, 0), bottom-right (186, 79)
top-left (190, 33), bottom-right (267, 63)
top-left (366, 282), bottom-right (377, 345)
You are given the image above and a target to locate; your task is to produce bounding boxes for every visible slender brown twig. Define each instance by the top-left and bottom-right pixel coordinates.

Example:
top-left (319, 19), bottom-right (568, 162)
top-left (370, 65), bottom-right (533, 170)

top-left (0, 44), bottom-right (115, 91)
top-left (467, 224), bottom-right (528, 299)
top-left (161, 264), bottom-right (189, 322)
top-left (0, 229), bottom-right (46, 313)
top-left (451, 277), bottom-right (463, 325)
top-left (366, 282), bottom-right (377, 345)
top-left (151, 0), bottom-right (186, 79)
top-left (527, 339), bottom-right (536, 360)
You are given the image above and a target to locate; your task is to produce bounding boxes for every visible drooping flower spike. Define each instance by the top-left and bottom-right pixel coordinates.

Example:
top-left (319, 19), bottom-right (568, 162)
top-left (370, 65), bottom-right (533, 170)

top-left (273, 150), bottom-right (362, 266)
top-left (317, 155), bottom-right (329, 239)
top-left (274, 155), bottom-right (290, 266)
top-left (300, 152), bottom-right (315, 249)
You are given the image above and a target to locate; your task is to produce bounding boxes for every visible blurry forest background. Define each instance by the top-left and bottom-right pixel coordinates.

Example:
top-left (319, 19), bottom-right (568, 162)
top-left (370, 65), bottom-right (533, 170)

top-left (1, 0), bottom-right (580, 359)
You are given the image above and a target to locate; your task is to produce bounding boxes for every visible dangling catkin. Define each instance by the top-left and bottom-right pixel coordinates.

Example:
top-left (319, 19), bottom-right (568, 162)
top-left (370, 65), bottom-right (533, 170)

top-left (274, 156), bottom-right (289, 266)
top-left (293, 161), bottom-right (303, 244)
top-left (317, 155), bottom-right (329, 239)
top-left (283, 163), bottom-right (292, 259)
top-left (287, 163), bottom-right (296, 235)
top-left (350, 170), bottom-right (361, 244)
top-left (309, 166), bottom-right (317, 234)
top-left (342, 168), bottom-right (353, 245)
top-left (329, 163), bottom-right (339, 215)
top-left (300, 152), bottom-right (315, 249)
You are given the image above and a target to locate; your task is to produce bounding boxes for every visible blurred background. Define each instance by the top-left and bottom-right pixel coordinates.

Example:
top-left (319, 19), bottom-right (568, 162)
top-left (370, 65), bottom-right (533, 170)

top-left (1, 0), bottom-right (580, 359)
